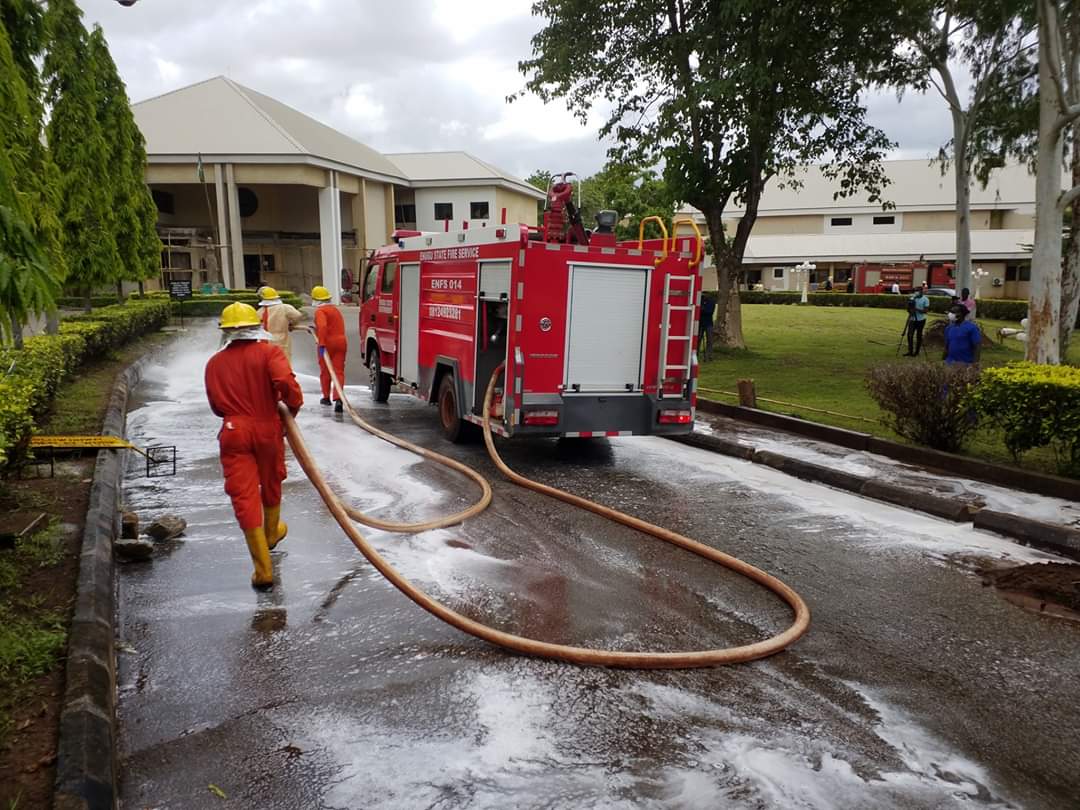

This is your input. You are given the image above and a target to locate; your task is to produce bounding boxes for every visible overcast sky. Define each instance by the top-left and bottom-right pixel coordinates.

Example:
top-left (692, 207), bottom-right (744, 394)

top-left (78, 0), bottom-right (955, 181)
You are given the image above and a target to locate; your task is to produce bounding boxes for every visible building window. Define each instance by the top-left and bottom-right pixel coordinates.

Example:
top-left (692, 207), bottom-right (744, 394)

top-left (830, 217), bottom-right (853, 226)
top-left (394, 203), bottom-right (417, 224)
top-left (470, 201), bottom-right (490, 220)
top-left (873, 215), bottom-right (895, 225)
top-left (773, 267), bottom-right (785, 279)
top-left (238, 187), bottom-right (259, 218)
top-left (1005, 264), bottom-right (1031, 282)
top-left (151, 189), bottom-right (175, 215)
top-left (434, 203), bottom-right (453, 221)
top-left (381, 261), bottom-right (398, 293)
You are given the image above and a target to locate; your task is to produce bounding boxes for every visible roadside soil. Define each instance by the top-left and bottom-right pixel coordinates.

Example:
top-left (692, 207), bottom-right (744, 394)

top-left (985, 562), bottom-right (1080, 620)
top-left (0, 331), bottom-right (169, 808)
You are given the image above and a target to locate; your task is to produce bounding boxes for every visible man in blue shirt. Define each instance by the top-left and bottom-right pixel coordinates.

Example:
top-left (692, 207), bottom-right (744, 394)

top-left (943, 304), bottom-right (981, 365)
top-left (904, 288), bottom-right (930, 356)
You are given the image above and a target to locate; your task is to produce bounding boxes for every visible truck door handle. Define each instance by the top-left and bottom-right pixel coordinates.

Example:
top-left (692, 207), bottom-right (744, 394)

top-left (369, 314), bottom-right (375, 322)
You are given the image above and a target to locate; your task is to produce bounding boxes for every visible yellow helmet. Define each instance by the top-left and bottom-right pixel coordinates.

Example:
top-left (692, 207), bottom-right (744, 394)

top-left (219, 302), bottom-right (261, 329)
top-left (311, 285), bottom-right (332, 301)
top-left (258, 286), bottom-right (279, 300)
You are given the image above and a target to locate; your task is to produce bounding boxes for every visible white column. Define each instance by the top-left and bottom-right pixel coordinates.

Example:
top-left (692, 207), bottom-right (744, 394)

top-left (318, 170), bottom-right (344, 302)
top-left (213, 164), bottom-right (232, 288)
top-left (225, 163), bottom-right (244, 289)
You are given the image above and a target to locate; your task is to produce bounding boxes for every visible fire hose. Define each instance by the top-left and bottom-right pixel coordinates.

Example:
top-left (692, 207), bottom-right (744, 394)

top-left (279, 348), bottom-right (810, 668)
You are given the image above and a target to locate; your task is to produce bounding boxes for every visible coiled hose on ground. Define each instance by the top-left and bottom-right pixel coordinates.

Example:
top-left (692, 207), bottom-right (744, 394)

top-left (278, 352), bottom-right (810, 668)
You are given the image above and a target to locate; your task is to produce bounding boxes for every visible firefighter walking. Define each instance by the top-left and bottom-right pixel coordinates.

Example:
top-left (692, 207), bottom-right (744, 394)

top-left (310, 285), bottom-right (348, 413)
top-left (259, 286), bottom-right (305, 362)
top-left (205, 303), bottom-right (304, 589)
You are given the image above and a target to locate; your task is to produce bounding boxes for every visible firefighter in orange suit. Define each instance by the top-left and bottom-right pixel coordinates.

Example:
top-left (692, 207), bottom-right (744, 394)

top-left (310, 285), bottom-right (348, 413)
top-left (205, 303), bottom-right (303, 589)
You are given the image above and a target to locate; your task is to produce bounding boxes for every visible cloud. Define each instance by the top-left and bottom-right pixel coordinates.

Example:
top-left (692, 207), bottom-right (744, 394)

top-left (80, 1), bottom-right (955, 181)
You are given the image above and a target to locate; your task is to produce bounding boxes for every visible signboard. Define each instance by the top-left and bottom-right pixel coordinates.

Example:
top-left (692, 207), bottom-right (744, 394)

top-left (169, 279), bottom-right (193, 299)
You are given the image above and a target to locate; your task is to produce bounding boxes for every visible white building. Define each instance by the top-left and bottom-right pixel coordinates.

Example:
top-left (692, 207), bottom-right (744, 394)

top-left (679, 160), bottom-right (1038, 299)
top-left (133, 76), bottom-right (544, 300)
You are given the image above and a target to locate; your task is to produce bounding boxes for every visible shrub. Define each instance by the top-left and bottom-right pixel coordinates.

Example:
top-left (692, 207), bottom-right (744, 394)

top-left (969, 362), bottom-right (1080, 476)
top-left (865, 361), bottom-right (982, 452)
top-left (0, 299), bottom-right (171, 471)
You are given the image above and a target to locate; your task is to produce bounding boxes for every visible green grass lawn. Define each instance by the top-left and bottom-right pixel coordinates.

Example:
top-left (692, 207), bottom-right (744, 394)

top-left (697, 304), bottom-right (1080, 472)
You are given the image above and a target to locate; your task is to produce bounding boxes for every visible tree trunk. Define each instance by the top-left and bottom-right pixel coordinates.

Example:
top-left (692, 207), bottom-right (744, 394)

top-left (10, 312), bottom-right (23, 349)
top-left (953, 135), bottom-right (973, 294)
top-left (116, 280), bottom-right (124, 304)
top-left (83, 288), bottom-right (92, 314)
top-left (1060, 125), bottom-right (1080, 352)
top-left (45, 310), bottom-right (59, 336)
top-left (702, 205), bottom-right (745, 349)
top-left (1027, 22), bottom-right (1065, 365)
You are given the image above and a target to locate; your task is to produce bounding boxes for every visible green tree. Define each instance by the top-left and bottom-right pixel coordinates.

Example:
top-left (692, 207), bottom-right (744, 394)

top-left (0, 7), bottom-right (61, 342)
top-left (1027, 0), bottom-right (1079, 364)
top-left (891, 1), bottom-right (1036, 295)
top-left (89, 26), bottom-right (160, 299)
top-left (519, 1), bottom-right (905, 349)
top-left (44, 0), bottom-right (120, 311)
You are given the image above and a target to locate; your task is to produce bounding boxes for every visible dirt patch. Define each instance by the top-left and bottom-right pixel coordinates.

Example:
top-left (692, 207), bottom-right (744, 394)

top-left (923, 319), bottom-right (997, 348)
top-left (0, 469), bottom-right (91, 809)
top-left (984, 562), bottom-right (1080, 620)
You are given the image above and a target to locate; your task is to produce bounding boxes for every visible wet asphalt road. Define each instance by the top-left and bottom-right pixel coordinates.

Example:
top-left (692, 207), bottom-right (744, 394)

top-left (118, 320), bottom-right (1080, 810)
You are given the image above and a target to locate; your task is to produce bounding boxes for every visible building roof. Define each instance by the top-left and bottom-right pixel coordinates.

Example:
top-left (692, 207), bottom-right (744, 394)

top-left (678, 160), bottom-right (1038, 218)
top-left (741, 229), bottom-right (1033, 265)
top-left (133, 76), bottom-right (407, 184)
top-left (385, 151), bottom-right (546, 200)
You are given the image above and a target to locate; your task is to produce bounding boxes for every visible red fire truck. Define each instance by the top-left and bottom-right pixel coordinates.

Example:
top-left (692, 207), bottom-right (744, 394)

top-left (358, 180), bottom-right (704, 442)
top-left (854, 261), bottom-right (955, 293)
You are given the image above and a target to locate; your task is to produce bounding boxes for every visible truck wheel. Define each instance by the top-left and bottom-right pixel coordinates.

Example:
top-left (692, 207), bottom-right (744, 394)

top-left (367, 346), bottom-right (391, 403)
top-left (438, 374), bottom-right (478, 443)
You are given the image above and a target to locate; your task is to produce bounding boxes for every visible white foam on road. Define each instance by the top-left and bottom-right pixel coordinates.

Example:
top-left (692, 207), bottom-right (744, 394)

top-left (613, 437), bottom-right (1063, 565)
top-left (695, 417), bottom-right (1080, 528)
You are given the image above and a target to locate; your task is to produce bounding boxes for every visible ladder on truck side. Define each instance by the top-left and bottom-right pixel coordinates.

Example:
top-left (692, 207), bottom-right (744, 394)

top-left (656, 272), bottom-right (697, 398)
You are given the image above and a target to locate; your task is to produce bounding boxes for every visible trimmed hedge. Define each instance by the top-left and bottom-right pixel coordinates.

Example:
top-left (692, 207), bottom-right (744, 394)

top-left (0, 299), bottom-right (171, 470)
top-left (970, 362), bottom-right (1080, 476)
top-left (737, 290), bottom-right (1030, 321)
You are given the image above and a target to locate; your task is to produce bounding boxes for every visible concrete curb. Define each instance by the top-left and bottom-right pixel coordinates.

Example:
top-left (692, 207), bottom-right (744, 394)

top-left (696, 398), bottom-right (1080, 502)
top-left (669, 428), bottom-right (1078, 560)
top-left (973, 510), bottom-right (1080, 559)
top-left (54, 357), bottom-right (149, 810)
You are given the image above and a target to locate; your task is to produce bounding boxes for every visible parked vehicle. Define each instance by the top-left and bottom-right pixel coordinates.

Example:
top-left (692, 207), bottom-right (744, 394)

top-left (358, 177), bottom-right (704, 442)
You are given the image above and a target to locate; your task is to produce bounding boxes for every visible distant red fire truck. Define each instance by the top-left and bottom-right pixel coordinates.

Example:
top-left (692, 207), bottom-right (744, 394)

top-left (359, 176), bottom-right (703, 441)
top-left (854, 261), bottom-right (955, 293)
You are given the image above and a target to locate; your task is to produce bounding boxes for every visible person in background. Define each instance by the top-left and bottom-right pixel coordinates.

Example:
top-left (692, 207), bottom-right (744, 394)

top-left (310, 285), bottom-right (348, 413)
top-left (846, 277), bottom-right (855, 293)
top-left (824, 278), bottom-right (833, 291)
top-left (205, 303), bottom-right (303, 589)
top-left (960, 287), bottom-right (977, 319)
top-left (698, 293), bottom-right (717, 360)
top-left (890, 281), bottom-right (901, 294)
top-left (258, 286), bottom-right (305, 362)
top-left (943, 303), bottom-right (981, 366)
top-left (904, 286), bottom-right (930, 356)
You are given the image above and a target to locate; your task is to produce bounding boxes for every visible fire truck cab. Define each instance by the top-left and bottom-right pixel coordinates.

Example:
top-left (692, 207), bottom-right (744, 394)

top-left (359, 197), bottom-right (703, 443)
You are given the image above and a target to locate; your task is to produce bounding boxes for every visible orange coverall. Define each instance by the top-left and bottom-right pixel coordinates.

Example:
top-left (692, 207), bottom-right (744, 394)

top-left (205, 340), bottom-right (304, 530)
top-left (314, 304), bottom-right (348, 401)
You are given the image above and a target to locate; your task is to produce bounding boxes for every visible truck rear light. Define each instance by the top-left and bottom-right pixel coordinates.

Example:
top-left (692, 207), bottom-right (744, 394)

top-left (523, 409), bottom-right (559, 426)
top-left (658, 409), bottom-right (692, 424)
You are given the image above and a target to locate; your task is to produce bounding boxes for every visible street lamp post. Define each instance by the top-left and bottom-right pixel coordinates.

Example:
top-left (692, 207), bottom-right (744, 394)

top-left (973, 266), bottom-right (989, 299)
top-left (795, 261), bottom-right (816, 304)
